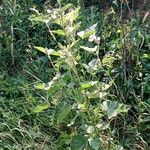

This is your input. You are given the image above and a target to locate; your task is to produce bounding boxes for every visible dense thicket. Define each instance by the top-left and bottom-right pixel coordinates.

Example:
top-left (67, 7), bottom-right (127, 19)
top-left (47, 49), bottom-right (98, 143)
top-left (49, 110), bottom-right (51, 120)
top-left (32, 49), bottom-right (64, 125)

top-left (0, 0), bottom-right (150, 149)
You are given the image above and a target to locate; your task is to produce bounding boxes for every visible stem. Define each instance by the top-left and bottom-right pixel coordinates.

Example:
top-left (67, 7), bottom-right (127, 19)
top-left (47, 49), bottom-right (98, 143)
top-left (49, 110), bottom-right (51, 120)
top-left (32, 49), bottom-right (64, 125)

top-left (125, 0), bottom-right (132, 16)
top-left (120, 0), bottom-right (123, 19)
top-left (11, 24), bottom-right (14, 64)
top-left (11, 0), bottom-right (16, 64)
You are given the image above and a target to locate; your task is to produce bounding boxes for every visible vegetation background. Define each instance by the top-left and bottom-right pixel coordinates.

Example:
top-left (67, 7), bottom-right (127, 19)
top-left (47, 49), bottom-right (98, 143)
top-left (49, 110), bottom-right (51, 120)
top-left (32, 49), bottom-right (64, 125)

top-left (0, 0), bottom-right (150, 149)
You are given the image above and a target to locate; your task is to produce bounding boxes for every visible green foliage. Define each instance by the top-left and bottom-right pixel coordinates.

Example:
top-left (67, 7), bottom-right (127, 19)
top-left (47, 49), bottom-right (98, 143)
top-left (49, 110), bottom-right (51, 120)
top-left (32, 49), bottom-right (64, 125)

top-left (1, 0), bottom-right (150, 149)
top-left (53, 102), bottom-right (71, 125)
top-left (32, 102), bottom-right (50, 113)
top-left (71, 134), bottom-right (87, 150)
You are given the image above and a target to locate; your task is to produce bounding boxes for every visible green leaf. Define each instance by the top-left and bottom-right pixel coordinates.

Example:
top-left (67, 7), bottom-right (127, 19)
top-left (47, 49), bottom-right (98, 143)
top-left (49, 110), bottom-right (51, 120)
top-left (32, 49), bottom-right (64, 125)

top-left (102, 53), bottom-right (116, 67)
top-left (61, 3), bottom-right (73, 12)
top-left (47, 49), bottom-right (61, 56)
top-left (88, 59), bottom-right (101, 70)
top-left (34, 46), bottom-right (60, 56)
top-left (72, 22), bottom-right (81, 33)
top-left (101, 100), bottom-right (130, 119)
top-left (81, 81), bottom-right (98, 89)
top-left (65, 7), bottom-right (80, 23)
top-left (34, 46), bottom-right (46, 53)
top-left (29, 14), bottom-right (47, 23)
top-left (71, 134), bottom-right (87, 150)
top-left (82, 59), bottom-right (101, 75)
top-left (142, 53), bottom-right (150, 59)
top-left (53, 102), bottom-right (71, 125)
top-left (89, 137), bottom-right (100, 150)
top-left (81, 83), bottom-right (92, 89)
top-left (80, 46), bottom-right (98, 53)
top-left (52, 29), bottom-right (66, 36)
top-left (34, 82), bottom-right (45, 90)
top-left (32, 102), bottom-right (49, 113)
top-left (77, 23), bottom-right (97, 39)
top-left (54, 7), bottom-right (80, 26)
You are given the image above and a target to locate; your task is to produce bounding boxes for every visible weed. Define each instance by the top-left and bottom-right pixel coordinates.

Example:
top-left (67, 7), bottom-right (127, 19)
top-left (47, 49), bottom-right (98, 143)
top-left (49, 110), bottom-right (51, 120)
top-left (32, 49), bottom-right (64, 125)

top-left (0, 0), bottom-right (150, 149)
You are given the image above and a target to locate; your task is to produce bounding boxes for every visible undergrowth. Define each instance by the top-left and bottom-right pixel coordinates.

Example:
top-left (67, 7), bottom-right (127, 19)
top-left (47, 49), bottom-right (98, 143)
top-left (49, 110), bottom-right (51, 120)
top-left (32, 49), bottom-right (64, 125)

top-left (0, 0), bottom-right (150, 150)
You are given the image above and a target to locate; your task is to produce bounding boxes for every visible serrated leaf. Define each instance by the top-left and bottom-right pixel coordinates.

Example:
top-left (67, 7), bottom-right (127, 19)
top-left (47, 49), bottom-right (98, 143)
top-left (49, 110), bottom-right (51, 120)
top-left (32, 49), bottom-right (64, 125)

top-left (71, 134), bottom-right (87, 150)
top-left (53, 102), bottom-right (71, 125)
top-left (77, 23), bottom-right (97, 39)
top-left (32, 102), bottom-right (49, 113)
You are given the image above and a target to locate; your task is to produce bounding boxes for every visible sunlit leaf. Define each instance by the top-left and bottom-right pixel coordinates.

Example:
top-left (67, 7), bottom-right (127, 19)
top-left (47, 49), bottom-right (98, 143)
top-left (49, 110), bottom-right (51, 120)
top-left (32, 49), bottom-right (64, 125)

top-left (99, 92), bottom-right (108, 98)
top-left (142, 53), bottom-right (150, 59)
top-left (47, 49), bottom-right (61, 56)
top-left (34, 46), bottom-right (60, 56)
top-left (34, 82), bottom-right (45, 90)
top-left (53, 7), bottom-right (80, 26)
top-left (101, 100), bottom-right (130, 119)
top-left (88, 59), bottom-right (101, 69)
top-left (52, 29), bottom-right (66, 36)
top-left (77, 23), bottom-right (98, 39)
top-left (72, 22), bottom-right (81, 32)
top-left (86, 125), bottom-right (95, 134)
top-left (34, 46), bottom-right (46, 53)
top-left (29, 14), bottom-right (47, 23)
top-left (102, 52), bottom-right (116, 67)
top-left (61, 3), bottom-right (73, 12)
top-left (81, 83), bottom-right (92, 89)
top-left (82, 59), bottom-right (101, 75)
top-left (86, 91), bottom-right (99, 99)
top-left (80, 46), bottom-right (98, 53)
top-left (65, 7), bottom-right (80, 23)
top-left (81, 81), bottom-right (98, 89)
top-left (101, 83), bottom-right (111, 91)
top-left (32, 102), bottom-right (49, 113)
